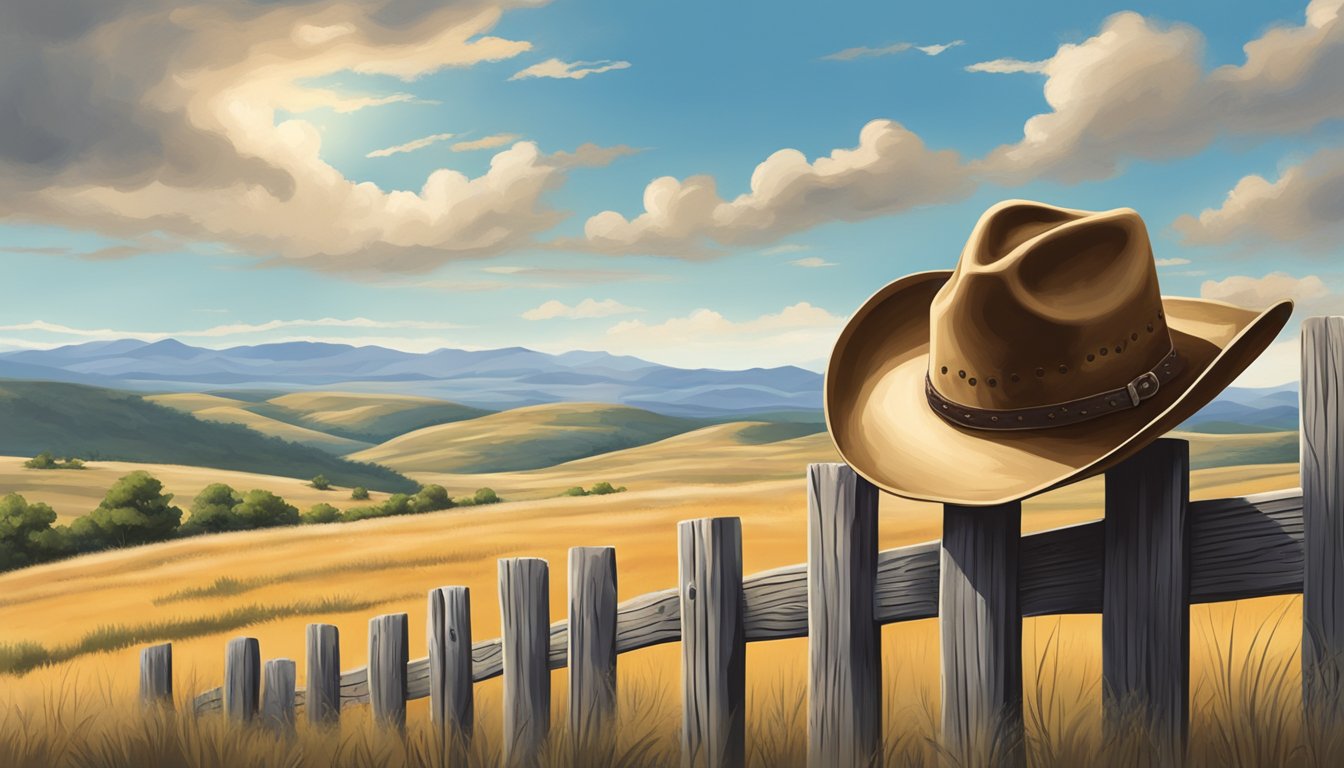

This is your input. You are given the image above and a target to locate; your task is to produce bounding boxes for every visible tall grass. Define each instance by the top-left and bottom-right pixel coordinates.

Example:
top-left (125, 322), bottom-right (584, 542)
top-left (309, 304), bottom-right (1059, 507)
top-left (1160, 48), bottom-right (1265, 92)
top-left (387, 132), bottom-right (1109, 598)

top-left (5, 613), bottom-right (1344, 767)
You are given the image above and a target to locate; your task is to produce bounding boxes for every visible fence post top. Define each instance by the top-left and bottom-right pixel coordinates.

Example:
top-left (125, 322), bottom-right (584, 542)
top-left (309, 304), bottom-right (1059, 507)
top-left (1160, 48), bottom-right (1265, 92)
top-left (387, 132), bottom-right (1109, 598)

top-left (569, 545), bottom-right (616, 554)
top-left (677, 515), bottom-right (742, 528)
top-left (431, 585), bottom-right (469, 596)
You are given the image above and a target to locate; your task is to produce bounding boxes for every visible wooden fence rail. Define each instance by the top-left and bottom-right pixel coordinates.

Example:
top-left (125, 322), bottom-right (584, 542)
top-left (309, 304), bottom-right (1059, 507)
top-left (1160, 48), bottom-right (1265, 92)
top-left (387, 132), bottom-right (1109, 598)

top-left (156, 316), bottom-right (1339, 767)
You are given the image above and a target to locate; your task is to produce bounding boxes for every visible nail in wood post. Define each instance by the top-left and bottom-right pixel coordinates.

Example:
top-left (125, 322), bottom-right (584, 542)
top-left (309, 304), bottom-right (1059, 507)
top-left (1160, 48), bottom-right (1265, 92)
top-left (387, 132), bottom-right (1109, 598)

top-left (679, 517), bottom-right (745, 768)
top-left (569, 546), bottom-right (618, 754)
top-left (1103, 438), bottom-right (1190, 764)
top-left (262, 658), bottom-right (296, 735)
top-left (305, 623), bottom-right (341, 726)
top-left (500, 557), bottom-right (551, 767)
top-left (369, 613), bottom-right (409, 730)
top-left (429, 586), bottom-right (474, 754)
top-left (940, 503), bottom-right (1024, 767)
top-left (224, 636), bottom-right (261, 723)
top-left (807, 464), bottom-right (880, 768)
top-left (1303, 316), bottom-right (1344, 720)
top-left (139, 643), bottom-right (173, 709)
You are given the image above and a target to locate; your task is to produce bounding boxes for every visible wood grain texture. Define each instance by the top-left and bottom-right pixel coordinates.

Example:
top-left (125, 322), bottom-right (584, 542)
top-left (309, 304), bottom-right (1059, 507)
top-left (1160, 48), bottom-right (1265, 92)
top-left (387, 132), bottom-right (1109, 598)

top-left (1303, 316), bottom-right (1344, 717)
top-left (368, 614), bottom-right (409, 730)
top-left (305, 623), bottom-right (340, 725)
top-left (224, 637), bottom-right (260, 723)
top-left (940, 503), bottom-right (1024, 768)
top-left (191, 489), bottom-right (1310, 714)
top-left (680, 517), bottom-right (745, 768)
top-left (261, 659), bottom-right (296, 734)
top-left (569, 547), bottom-right (618, 752)
top-left (1103, 438), bottom-right (1190, 764)
top-left (499, 557), bottom-right (551, 767)
top-left (139, 643), bottom-right (172, 709)
top-left (806, 464), bottom-right (880, 768)
top-left (429, 586), bottom-right (474, 751)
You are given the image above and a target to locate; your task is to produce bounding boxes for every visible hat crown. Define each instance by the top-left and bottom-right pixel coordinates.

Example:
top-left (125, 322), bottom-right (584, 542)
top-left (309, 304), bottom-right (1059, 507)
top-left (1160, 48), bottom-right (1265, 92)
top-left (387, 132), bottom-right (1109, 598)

top-left (928, 200), bottom-right (1172, 410)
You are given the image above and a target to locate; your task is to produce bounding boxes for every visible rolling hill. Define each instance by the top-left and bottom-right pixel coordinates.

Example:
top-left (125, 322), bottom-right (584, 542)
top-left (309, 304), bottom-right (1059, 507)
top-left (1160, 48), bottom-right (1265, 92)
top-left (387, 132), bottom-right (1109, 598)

top-left (349, 402), bottom-right (712, 474)
top-left (0, 381), bottom-right (416, 492)
top-left (258, 392), bottom-right (491, 443)
top-left (146, 393), bottom-right (373, 454)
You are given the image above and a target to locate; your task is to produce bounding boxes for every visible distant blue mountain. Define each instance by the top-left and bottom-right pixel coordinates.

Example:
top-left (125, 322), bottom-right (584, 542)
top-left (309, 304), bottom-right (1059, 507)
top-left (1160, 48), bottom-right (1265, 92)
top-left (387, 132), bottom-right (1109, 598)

top-left (0, 340), bottom-right (823, 417)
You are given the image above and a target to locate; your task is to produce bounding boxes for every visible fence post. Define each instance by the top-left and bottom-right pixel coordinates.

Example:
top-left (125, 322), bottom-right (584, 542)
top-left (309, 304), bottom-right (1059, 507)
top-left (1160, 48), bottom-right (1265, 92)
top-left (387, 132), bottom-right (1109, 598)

top-left (806, 464), bottom-right (880, 768)
top-left (569, 546), bottom-right (618, 755)
top-left (500, 557), bottom-right (551, 767)
top-left (306, 623), bottom-right (341, 726)
top-left (224, 636), bottom-right (261, 723)
top-left (1303, 316), bottom-right (1344, 720)
top-left (679, 517), bottom-right (745, 768)
top-left (430, 586), bottom-right (475, 756)
top-left (262, 658), bottom-right (297, 735)
top-left (940, 502), bottom-right (1024, 767)
top-left (369, 613), bottom-right (409, 730)
top-left (139, 643), bottom-right (173, 709)
top-left (1102, 438), bottom-right (1190, 764)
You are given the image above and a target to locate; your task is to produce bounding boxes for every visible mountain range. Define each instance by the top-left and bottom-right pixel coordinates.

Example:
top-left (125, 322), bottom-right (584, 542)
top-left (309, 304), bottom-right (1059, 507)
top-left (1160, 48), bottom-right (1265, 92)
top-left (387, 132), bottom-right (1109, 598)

top-left (0, 339), bottom-right (821, 417)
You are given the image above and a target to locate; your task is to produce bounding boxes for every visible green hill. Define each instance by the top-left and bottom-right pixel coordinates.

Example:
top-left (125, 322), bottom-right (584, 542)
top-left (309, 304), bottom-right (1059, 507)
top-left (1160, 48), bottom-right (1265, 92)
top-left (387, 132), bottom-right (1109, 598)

top-left (254, 392), bottom-right (492, 443)
top-left (0, 381), bottom-right (416, 492)
top-left (350, 402), bottom-right (710, 474)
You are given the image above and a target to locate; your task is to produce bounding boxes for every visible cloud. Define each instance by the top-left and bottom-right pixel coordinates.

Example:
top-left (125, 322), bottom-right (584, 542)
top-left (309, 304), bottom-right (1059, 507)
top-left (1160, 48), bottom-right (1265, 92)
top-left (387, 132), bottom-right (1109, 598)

top-left (763, 244), bottom-right (808, 255)
top-left (578, 302), bottom-right (847, 370)
top-left (483, 265), bottom-right (660, 282)
top-left (571, 120), bottom-right (971, 256)
top-left (822, 40), bottom-right (962, 61)
top-left (965, 57), bottom-right (1048, 74)
top-left (1173, 146), bottom-right (1344, 248)
top-left (790, 256), bottom-right (836, 268)
top-left (509, 58), bottom-right (631, 80)
top-left (973, 2), bottom-right (1344, 182)
top-left (0, 0), bottom-right (604, 274)
top-left (451, 134), bottom-right (522, 152)
top-left (366, 132), bottom-right (456, 158)
top-left (547, 143), bottom-right (644, 168)
top-left (522, 298), bottom-right (644, 320)
top-left (0, 317), bottom-right (465, 341)
top-left (1200, 271), bottom-right (1331, 312)
top-left (1155, 257), bottom-right (1192, 266)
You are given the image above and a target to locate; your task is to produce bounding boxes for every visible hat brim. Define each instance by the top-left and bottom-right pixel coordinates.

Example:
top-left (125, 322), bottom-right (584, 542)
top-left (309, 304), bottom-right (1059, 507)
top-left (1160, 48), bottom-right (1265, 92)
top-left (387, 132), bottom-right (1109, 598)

top-left (825, 270), bottom-right (1294, 507)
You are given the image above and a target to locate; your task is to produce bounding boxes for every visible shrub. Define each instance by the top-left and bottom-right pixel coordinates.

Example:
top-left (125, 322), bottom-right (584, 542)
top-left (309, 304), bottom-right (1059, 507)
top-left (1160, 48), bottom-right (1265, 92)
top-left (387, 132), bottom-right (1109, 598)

top-left (562, 486), bottom-right (588, 497)
top-left (0, 493), bottom-right (65, 570)
top-left (411, 484), bottom-right (453, 513)
top-left (589, 481), bottom-right (626, 496)
top-left (472, 487), bottom-right (500, 506)
top-left (301, 503), bottom-right (341, 525)
top-left (69, 471), bottom-right (182, 549)
top-left (232, 490), bottom-right (299, 529)
top-left (339, 505), bottom-right (384, 523)
top-left (310, 475), bottom-right (331, 491)
top-left (23, 452), bottom-right (84, 470)
top-left (350, 486), bottom-right (369, 500)
top-left (182, 483), bottom-right (243, 534)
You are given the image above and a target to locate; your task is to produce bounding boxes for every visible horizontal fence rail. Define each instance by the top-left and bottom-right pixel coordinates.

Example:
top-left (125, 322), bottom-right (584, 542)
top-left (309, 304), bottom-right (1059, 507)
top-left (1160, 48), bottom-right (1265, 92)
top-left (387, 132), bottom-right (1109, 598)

top-left (192, 486), bottom-right (1305, 715)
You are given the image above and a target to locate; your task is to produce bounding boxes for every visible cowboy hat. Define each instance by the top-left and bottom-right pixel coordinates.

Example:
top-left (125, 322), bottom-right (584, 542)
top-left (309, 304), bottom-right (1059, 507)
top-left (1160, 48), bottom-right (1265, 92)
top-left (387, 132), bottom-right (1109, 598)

top-left (825, 199), bottom-right (1293, 507)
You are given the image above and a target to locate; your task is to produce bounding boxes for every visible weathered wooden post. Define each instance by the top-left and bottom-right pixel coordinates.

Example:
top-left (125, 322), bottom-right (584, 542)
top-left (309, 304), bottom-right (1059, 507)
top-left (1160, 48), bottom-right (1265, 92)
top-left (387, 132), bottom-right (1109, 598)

top-left (224, 636), bottom-right (261, 723)
top-left (429, 586), bottom-right (474, 755)
top-left (369, 613), bottom-right (409, 730)
top-left (569, 546), bottom-right (618, 755)
top-left (139, 643), bottom-right (173, 709)
top-left (1103, 438), bottom-right (1190, 765)
top-left (806, 464), bottom-right (880, 768)
top-left (500, 557), bottom-right (551, 767)
top-left (306, 623), bottom-right (341, 726)
top-left (679, 517), bottom-right (745, 768)
top-left (262, 658), bottom-right (296, 735)
top-left (1303, 316), bottom-right (1344, 721)
top-left (940, 503), bottom-right (1024, 767)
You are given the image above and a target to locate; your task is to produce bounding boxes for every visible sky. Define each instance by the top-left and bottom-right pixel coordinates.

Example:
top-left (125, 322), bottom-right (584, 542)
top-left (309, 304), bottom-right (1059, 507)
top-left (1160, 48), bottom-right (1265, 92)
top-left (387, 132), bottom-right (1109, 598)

top-left (0, 0), bottom-right (1341, 386)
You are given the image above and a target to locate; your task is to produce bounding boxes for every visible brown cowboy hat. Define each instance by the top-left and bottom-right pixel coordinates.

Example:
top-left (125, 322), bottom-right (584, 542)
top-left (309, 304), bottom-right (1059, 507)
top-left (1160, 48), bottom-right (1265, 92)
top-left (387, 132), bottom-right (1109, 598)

top-left (825, 199), bottom-right (1293, 507)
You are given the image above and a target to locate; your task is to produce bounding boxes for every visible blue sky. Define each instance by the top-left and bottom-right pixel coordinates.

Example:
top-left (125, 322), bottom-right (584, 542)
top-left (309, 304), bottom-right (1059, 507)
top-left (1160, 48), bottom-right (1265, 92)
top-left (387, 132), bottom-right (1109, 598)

top-left (0, 0), bottom-right (1340, 385)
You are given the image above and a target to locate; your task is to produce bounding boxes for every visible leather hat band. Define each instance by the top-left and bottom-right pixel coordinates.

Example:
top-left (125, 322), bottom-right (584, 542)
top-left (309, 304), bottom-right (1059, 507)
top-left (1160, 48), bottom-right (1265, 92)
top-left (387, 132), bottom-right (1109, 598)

top-left (925, 348), bottom-right (1185, 431)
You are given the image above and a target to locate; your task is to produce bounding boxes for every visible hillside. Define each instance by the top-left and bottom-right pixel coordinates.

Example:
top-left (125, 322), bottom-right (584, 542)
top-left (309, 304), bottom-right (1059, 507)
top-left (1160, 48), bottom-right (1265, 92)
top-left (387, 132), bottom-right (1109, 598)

top-left (146, 393), bottom-right (372, 454)
top-left (0, 381), bottom-right (416, 492)
top-left (350, 402), bottom-right (709, 473)
top-left (258, 392), bottom-right (491, 443)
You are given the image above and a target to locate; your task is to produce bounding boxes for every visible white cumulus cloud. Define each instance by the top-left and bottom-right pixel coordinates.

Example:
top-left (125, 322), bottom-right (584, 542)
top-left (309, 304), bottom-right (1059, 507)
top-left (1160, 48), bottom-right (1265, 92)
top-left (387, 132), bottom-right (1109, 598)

top-left (521, 298), bottom-right (644, 320)
top-left (366, 132), bottom-right (456, 158)
top-left (510, 58), bottom-right (631, 80)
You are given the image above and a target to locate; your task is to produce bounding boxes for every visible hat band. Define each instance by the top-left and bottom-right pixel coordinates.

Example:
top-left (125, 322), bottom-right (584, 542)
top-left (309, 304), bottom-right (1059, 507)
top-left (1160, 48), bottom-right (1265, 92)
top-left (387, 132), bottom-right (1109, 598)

top-left (925, 348), bottom-right (1185, 431)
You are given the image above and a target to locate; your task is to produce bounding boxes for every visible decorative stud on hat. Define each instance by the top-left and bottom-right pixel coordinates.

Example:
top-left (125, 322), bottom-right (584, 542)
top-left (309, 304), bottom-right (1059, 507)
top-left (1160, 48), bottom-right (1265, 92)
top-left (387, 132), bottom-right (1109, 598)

top-left (824, 199), bottom-right (1293, 506)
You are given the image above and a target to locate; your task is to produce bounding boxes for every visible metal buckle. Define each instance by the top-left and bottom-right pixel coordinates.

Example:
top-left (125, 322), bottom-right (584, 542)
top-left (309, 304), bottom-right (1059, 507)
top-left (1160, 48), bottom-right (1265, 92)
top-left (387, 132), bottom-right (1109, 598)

top-left (1126, 371), bottom-right (1161, 406)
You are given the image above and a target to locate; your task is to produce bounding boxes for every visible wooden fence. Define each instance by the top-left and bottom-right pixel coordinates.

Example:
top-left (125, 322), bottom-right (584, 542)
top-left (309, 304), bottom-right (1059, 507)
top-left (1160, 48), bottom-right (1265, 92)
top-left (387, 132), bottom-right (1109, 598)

top-left (137, 316), bottom-right (1344, 767)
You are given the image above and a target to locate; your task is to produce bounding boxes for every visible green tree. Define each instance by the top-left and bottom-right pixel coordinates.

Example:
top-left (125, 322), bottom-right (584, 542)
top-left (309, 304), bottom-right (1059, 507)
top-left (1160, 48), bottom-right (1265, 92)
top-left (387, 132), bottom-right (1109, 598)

top-left (472, 488), bottom-right (500, 506)
top-left (310, 475), bottom-right (331, 491)
top-left (340, 505), bottom-right (384, 523)
top-left (71, 471), bottom-right (182, 548)
top-left (182, 483), bottom-right (243, 534)
top-left (0, 493), bottom-right (62, 570)
top-left (350, 486), bottom-right (369, 500)
top-left (589, 482), bottom-right (621, 496)
top-left (24, 452), bottom-right (55, 470)
top-left (411, 484), bottom-right (453, 513)
top-left (232, 490), bottom-right (299, 529)
top-left (301, 503), bottom-right (341, 524)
